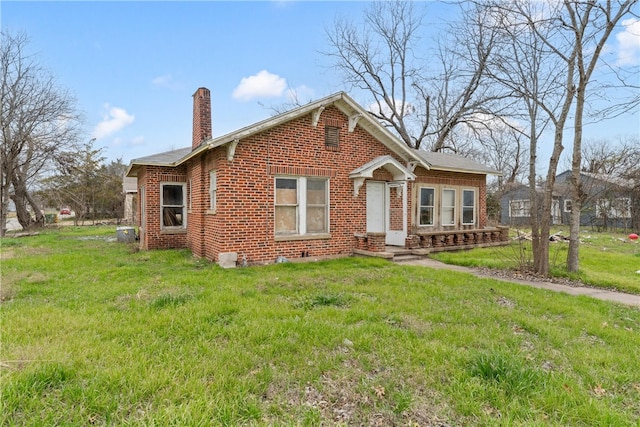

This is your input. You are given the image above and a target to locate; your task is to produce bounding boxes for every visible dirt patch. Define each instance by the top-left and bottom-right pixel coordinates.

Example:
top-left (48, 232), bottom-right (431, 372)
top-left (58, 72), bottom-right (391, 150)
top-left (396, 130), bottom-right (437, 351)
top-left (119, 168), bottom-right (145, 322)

top-left (474, 266), bottom-right (586, 288)
top-left (262, 354), bottom-right (457, 426)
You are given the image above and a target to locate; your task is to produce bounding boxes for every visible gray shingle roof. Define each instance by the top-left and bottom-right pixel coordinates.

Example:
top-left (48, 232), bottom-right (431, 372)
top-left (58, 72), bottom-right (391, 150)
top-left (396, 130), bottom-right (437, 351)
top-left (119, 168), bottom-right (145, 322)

top-left (412, 150), bottom-right (501, 175)
top-left (131, 147), bottom-right (192, 166)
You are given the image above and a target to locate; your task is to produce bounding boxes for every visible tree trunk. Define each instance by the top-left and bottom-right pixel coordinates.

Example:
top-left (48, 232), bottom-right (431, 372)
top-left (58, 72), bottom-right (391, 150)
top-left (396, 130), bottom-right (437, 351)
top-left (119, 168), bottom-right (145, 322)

top-left (567, 86), bottom-right (586, 273)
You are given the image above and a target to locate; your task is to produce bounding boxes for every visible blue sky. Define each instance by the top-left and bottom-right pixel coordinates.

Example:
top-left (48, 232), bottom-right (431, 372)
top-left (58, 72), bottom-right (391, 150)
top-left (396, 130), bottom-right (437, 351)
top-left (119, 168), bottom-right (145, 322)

top-left (2, 1), bottom-right (639, 166)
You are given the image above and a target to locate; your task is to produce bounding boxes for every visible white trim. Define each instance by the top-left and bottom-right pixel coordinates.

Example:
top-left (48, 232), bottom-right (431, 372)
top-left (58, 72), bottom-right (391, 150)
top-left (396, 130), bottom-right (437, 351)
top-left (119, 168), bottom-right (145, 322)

top-left (461, 189), bottom-right (476, 226)
top-left (441, 188), bottom-right (456, 226)
top-left (274, 176), bottom-right (329, 237)
top-left (160, 182), bottom-right (187, 231)
top-left (418, 187), bottom-right (435, 226)
top-left (349, 155), bottom-right (416, 196)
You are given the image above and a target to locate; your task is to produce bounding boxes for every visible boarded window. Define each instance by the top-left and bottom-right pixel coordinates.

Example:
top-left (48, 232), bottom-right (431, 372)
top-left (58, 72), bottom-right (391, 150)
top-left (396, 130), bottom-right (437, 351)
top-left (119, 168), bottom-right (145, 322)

top-left (275, 177), bottom-right (329, 236)
top-left (306, 179), bottom-right (327, 233)
top-left (275, 178), bottom-right (298, 234)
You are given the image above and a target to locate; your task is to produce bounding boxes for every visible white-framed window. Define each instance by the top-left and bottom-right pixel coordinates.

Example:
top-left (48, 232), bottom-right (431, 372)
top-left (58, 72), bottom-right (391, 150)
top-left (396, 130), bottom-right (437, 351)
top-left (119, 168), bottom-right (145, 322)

top-left (188, 179), bottom-right (192, 211)
top-left (462, 189), bottom-right (475, 225)
top-left (275, 177), bottom-right (328, 236)
top-left (510, 199), bottom-right (531, 218)
top-left (596, 197), bottom-right (631, 218)
top-left (441, 189), bottom-right (456, 226)
top-left (564, 199), bottom-right (572, 213)
top-left (419, 187), bottom-right (435, 226)
top-left (161, 182), bottom-right (187, 229)
top-left (209, 170), bottom-right (217, 211)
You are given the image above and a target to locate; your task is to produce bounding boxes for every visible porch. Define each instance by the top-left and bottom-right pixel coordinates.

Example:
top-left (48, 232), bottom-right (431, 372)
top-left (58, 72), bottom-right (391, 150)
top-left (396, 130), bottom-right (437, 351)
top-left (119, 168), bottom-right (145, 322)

top-left (352, 226), bottom-right (510, 261)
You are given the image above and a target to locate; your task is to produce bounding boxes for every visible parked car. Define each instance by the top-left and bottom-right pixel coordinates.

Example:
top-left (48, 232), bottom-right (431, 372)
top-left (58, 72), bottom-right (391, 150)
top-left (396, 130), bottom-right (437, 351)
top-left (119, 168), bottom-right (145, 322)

top-left (59, 208), bottom-right (71, 215)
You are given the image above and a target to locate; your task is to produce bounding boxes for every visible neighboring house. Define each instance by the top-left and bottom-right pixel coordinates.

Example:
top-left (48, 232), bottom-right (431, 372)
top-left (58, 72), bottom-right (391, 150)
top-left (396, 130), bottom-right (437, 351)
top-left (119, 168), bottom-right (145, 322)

top-left (554, 170), bottom-right (635, 230)
top-left (122, 176), bottom-right (137, 224)
top-left (500, 184), bottom-right (563, 226)
top-left (500, 171), bottom-right (636, 230)
top-left (126, 88), bottom-right (506, 266)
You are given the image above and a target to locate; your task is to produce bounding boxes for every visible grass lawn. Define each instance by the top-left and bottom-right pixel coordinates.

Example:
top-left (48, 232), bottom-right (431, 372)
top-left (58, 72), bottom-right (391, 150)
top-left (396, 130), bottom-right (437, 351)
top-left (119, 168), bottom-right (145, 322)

top-left (431, 229), bottom-right (640, 295)
top-left (2, 226), bottom-right (640, 426)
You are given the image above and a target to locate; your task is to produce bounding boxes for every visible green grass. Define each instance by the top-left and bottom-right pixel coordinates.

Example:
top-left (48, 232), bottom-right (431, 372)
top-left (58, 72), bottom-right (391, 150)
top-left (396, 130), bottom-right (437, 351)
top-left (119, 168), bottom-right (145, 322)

top-left (431, 229), bottom-right (640, 295)
top-left (2, 226), bottom-right (640, 425)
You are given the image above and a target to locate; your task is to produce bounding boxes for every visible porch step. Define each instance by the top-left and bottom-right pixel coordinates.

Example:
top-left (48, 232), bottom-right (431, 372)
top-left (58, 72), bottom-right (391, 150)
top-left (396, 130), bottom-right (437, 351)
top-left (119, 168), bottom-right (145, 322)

top-left (393, 254), bottom-right (423, 263)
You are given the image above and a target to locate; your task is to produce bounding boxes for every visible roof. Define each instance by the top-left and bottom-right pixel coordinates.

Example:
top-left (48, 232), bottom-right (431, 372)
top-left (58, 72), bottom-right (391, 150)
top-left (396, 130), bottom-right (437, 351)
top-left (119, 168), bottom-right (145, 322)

top-left (126, 147), bottom-right (192, 177)
top-left (412, 150), bottom-right (501, 175)
top-left (580, 172), bottom-right (635, 189)
top-left (126, 91), bottom-right (499, 178)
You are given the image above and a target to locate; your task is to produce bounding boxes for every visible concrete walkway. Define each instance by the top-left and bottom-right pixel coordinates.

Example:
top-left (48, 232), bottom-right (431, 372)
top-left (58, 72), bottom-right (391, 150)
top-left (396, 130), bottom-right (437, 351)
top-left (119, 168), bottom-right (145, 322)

top-left (398, 257), bottom-right (640, 308)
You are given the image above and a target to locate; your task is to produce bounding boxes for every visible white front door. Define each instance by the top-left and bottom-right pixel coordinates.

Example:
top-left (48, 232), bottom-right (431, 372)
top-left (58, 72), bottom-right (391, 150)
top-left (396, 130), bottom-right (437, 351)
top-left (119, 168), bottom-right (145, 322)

top-left (366, 181), bottom-right (385, 233)
top-left (366, 181), bottom-right (407, 246)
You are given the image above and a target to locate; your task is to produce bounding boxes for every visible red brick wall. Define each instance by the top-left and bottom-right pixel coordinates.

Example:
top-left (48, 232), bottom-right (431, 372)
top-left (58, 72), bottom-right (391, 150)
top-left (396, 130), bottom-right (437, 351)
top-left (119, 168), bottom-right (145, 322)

top-left (137, 165), bottom-right (189, 250)
top-left (137, 105), bottom-right (489, 263)
top-left (184, 106), bottom-right (404, 264)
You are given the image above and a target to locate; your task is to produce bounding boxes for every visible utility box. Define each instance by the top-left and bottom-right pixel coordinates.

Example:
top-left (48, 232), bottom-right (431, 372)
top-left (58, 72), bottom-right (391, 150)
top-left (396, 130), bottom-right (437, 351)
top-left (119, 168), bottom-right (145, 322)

top-left (116, 226), bottom-right (136, 243)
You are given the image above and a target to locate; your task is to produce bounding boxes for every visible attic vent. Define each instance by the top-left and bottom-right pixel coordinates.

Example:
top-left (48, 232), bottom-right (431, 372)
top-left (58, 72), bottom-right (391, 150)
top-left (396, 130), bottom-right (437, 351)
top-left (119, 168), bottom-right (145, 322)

top-left (325, 126), bottom-right (340, 151)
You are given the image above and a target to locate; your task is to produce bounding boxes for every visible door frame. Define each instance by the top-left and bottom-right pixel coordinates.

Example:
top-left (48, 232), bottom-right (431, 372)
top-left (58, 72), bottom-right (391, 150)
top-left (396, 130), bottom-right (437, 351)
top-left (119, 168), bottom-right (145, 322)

top-left (365, 180), bottom-right (407, 246)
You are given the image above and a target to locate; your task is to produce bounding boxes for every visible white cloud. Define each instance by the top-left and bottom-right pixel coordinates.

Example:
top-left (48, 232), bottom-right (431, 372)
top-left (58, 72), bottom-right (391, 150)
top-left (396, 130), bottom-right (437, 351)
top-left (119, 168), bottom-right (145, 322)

top-left (232, 70), bottom-right (287, 101)
top-left (93, 104), bottom-right (135, 139)
top-left (616, 18), bottom-right (640, 66)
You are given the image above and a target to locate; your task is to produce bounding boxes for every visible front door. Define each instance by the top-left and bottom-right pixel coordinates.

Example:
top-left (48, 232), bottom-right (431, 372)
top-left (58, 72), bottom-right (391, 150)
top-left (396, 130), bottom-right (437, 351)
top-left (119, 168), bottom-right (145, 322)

top-left (366, 181), bottom-right (407, 246)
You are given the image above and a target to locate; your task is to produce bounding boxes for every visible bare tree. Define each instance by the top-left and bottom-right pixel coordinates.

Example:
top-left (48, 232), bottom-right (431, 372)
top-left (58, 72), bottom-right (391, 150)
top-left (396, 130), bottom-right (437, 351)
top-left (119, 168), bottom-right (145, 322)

top-left (559, 1), bottom-right (638, 272)
top-left (481, 0), bottom-right (637, 275)
top-left (0, 31), bottom-right (82, 235)
top-left (324, 1), bottom-right (427, 149)
top-left (324, 1), bottom-right (507, 152)
top-left (456, 114), bottom-right (527, 191)
top-left (582, 136), bottom-right (640, 175)
top-left (481, 0), bottom-right (568, 276)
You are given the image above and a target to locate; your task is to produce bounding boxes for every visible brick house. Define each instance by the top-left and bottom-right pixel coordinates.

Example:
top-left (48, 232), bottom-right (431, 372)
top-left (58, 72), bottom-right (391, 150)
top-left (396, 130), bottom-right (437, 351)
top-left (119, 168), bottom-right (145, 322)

top-left (125, 88), bottom-right (506, 266)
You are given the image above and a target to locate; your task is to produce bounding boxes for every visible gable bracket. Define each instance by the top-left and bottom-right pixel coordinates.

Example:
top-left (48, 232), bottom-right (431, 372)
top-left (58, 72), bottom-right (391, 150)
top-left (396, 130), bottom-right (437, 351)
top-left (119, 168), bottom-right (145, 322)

top-left (311, 106), bottom-right (326, 128)
top-left (348, 113), bottom-right (362, 132)
top-left (227, 138), bottom-right (239, 161)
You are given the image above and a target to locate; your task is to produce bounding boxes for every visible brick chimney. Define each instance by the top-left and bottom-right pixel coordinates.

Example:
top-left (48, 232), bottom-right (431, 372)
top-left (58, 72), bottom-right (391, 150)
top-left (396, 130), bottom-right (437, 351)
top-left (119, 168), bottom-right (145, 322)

top-left (192, 87), bottom-right (212, 149)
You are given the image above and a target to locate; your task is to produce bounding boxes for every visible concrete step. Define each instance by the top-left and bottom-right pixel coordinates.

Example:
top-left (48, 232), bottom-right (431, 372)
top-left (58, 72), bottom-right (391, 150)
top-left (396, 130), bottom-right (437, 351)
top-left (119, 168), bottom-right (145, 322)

top-left (393, 254), bottom-right (423, 263)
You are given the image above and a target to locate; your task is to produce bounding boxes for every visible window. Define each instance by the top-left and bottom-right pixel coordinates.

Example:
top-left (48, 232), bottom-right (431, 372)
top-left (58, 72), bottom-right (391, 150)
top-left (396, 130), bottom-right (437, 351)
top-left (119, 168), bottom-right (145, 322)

top-left (564, 199), bottom-right (572, 213)
top-left (442, 189), bottom-right (456, 226)
top-left (462, 189), bottom-right (475, 225)
top-left (306, 179), bottom-right (328, 233)
top-left (209, 171), bottom-right (217, 211)
top-left (419, 188), bottom-right (435, 226)
top-left (161, 183), bottom-right (186, 229)
top-left (275, 177), bottom-right (328, 236)
top-left (510, 199), bottom-right (531, 218)
top-left (325, 126), bottom-right (340, 150)
top-left (596, 197), bottom-right (631, 218)
top-left (188, 179), bottom-right (192, 210)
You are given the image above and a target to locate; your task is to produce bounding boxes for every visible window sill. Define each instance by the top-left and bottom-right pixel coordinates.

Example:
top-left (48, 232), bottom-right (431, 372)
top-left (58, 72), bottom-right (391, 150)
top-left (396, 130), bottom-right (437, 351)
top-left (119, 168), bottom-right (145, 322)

top-left (160, 228), bottom-right (187, 235)
top-left (206, 209), bottom-right (216, 215)
top-left (275, 233), bottom-right (331, 242)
